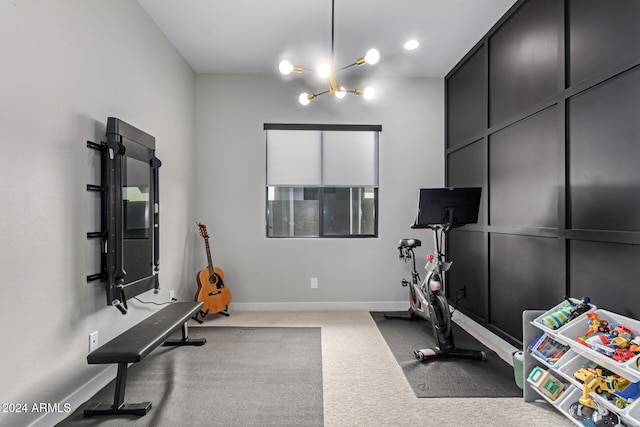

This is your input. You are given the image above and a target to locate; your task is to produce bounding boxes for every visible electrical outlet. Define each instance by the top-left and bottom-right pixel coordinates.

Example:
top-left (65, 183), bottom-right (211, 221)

top-left (311, 277), bottom-right (318, 289)
top-left (169, 290), bottom-right (175, 301)
top-left (89, 331), bottom-right (99, 353)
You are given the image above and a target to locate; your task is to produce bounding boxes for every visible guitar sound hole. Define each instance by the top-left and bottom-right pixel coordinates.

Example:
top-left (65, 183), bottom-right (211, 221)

top-left (209, 275), bottom-right (224, 289)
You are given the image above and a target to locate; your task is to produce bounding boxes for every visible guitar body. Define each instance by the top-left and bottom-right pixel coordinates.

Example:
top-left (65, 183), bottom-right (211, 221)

top-left (194, 223), bottom-right (232, 317)
top-left (195, 266), bottom-right (232, 314)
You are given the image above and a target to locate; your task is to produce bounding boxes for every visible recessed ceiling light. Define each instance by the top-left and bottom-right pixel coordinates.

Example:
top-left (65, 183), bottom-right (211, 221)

top-left (404, 39), bottom-right (420, 50)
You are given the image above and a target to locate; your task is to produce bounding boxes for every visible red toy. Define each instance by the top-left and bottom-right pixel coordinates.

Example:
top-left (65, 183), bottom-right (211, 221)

top-left (613, 349), bottom-right (635, 362)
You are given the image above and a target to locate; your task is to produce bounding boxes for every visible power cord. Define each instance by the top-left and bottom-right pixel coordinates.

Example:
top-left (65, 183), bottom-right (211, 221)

top-left (450, 288), bottom-right (465, 316)
top-left (134, 296), bottom-right (177, 306)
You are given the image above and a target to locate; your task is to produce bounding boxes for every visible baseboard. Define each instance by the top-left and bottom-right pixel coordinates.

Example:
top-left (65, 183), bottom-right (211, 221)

top-left (228, 301), bottom-right (409, 312)
top-left (452, 309), bottom-right (518, 365)
top-left (29, 365), bottom-right (117, 427)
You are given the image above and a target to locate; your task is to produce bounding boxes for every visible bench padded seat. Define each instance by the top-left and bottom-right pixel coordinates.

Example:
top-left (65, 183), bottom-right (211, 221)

top-left (87, 301), bottom-right (203, 364)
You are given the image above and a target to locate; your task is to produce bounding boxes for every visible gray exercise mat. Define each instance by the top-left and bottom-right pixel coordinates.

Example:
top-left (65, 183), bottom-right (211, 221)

top-left (371, 311), bottom-right (522, 398)
top-left (58, 327), bottom-right (323, 426)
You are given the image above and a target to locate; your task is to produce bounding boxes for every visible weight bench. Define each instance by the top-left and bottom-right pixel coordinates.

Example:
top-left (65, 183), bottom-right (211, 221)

top-left (84, 301), bottom-right (205, 417)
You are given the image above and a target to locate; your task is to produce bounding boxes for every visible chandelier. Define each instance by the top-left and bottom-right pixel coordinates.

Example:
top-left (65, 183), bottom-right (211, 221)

top-left (278, 0), bottom-right (380, 105)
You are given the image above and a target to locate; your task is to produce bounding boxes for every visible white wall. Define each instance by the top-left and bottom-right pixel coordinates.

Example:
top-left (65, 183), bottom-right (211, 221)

top-left (194, 74), bottom-right (444, 310)
top-left (0, 1), bottom-right (195, 426)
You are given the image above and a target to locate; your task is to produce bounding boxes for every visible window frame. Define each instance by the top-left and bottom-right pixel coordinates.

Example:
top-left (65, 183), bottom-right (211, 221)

top-left (264, 123), bottom-right (382, 239)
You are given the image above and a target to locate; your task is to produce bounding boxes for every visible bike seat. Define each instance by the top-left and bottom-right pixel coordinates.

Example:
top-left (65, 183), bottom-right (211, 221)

top-left (398, 238), bottom-right (421, 248)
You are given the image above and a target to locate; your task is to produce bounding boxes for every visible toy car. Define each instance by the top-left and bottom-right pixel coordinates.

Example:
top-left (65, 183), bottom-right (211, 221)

top-left (614, 349), bottom-right (636, 362)
top-left (582, 334), bottom-right (616, 357)
top-left (611, 324), bottom-right (633, 339)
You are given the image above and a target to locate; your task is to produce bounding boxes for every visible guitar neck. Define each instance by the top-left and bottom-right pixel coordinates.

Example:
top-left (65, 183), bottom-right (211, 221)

top-left (204, 237), bottom-right (215, 275)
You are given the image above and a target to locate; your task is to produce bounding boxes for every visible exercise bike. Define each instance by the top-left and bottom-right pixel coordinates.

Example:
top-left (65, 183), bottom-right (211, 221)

top-left (386, 187), bottom-right (487, 363)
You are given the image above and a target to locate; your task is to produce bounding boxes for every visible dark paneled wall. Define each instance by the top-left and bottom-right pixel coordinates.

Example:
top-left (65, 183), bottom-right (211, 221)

top-left (445, 0), bottom-right (640, 344)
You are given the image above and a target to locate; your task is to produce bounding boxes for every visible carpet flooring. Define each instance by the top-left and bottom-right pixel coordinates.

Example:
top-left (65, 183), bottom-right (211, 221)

top-left (58, 327), bottom-right (323, 426)
top-left (371, 311), bottom-right (522, 398)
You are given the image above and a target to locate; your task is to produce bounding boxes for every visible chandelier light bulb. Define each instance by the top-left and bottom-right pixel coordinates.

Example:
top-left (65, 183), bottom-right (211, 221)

top-left (335, 87), bottom-right (346, 99)
top-left (317, 63), bottom-right (331, 79)
top-left (363, 86), bottom-right (375, 100)
top-left (364, 49), bottom-right (380, 65)
top-left (279, 60), bottom-right (293, 75)
top-left (299, 93), bottom-right (311, 105)
top-left (404, 39), bottom-right (420, 50)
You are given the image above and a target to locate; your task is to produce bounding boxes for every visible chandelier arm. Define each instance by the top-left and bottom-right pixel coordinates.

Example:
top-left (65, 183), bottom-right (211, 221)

top-left (315, 90), bottom-right (331, 97)
top-left (335, 62), bottom-right (358, 73)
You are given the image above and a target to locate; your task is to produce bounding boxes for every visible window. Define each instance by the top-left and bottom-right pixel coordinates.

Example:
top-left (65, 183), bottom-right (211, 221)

top-left (265, 124), bottom-right (380, 238)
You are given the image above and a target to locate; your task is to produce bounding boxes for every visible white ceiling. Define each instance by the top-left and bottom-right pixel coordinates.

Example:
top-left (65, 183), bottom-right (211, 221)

top-left (137, 0), bottom-right (516, 78)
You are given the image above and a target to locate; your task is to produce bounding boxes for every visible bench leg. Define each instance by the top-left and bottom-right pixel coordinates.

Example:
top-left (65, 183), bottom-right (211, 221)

top-left (163, 322), bottom-right (206, 347)
top-left (83, 363), bottom-right (151, 417)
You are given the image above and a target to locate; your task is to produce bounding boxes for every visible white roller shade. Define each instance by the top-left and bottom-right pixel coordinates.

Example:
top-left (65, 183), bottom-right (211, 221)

top-left (266, 130), bottom-right (321, 186)
top-left (322, 131), bottom-right (378, 186)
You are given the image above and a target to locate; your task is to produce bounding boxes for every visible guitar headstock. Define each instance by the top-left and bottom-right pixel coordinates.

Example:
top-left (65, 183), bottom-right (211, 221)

top-left (197, 222), bottom-right (209, 239)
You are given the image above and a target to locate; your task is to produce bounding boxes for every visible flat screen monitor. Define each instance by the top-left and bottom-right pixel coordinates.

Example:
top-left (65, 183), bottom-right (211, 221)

top-left (102, 117), bottom-right (160, 312)
top-left (412, 187), bottom-right (482, 229)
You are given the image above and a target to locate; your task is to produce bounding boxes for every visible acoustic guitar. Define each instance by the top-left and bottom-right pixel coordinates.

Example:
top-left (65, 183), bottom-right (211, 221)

top-left (195, 223), bottom-right (231, 317)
